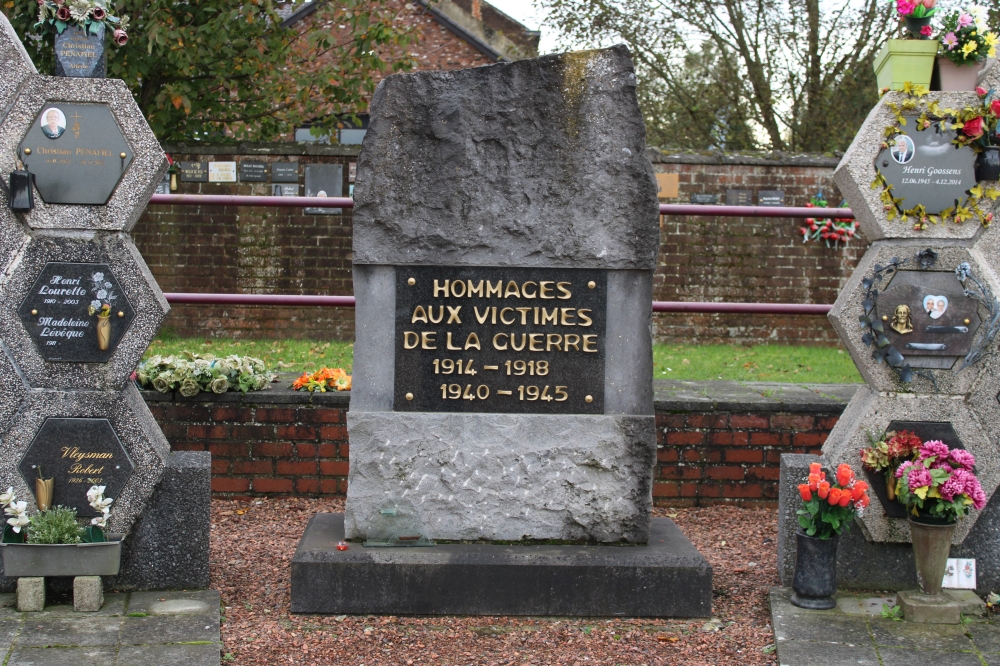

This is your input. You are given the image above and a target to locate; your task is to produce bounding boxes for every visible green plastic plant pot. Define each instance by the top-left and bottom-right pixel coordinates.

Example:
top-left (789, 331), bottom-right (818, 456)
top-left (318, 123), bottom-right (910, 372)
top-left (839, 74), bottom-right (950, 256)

top-left (874, 39), bottom-right (939, 91)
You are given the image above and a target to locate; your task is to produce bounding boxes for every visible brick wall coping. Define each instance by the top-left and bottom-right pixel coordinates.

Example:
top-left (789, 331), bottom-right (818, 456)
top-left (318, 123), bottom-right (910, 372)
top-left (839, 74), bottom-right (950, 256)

top-left (653, 380), bottom-right (857, 413)
top-left (647, 148), bottom-right (841, 168)
top-left (161, 143), bottom-right (363, 157)
top-left (139, 377), bottom-right (858, 412)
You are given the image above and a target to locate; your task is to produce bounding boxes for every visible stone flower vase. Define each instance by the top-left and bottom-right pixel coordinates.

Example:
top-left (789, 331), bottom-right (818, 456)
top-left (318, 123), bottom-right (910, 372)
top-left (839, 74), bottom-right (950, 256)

top-left (936, 57), bottom-right (980, 91)
top-left (790, 531), bottom-right (838, 609)
top-left (909, 517), bottom-right (956, 596)
top-left (976, 146), bottom-right (1000, 181)
top-left (96, 314), bottom-right (111, 351)
top-left (54, 24), bottom-right (107, 78)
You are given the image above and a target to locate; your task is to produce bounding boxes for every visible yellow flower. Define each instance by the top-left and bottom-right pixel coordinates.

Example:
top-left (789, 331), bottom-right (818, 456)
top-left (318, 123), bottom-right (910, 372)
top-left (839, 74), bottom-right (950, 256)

top-left (986, 32), bottom-right (999, 47)
top-left (992, 46), bottom-right (998, 59)
top-left (963, 40), bottom-right (978, 58)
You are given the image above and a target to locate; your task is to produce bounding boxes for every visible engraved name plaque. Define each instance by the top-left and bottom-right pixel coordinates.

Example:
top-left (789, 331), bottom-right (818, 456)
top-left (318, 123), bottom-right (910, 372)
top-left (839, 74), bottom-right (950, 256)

top-left (393, 266), bottom-right (607, 414)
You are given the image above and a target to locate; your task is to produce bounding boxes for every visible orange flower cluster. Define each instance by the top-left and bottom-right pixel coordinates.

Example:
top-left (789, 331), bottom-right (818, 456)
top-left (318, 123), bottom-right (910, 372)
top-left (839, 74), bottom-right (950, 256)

top-left (798, 462), bottom-right (870, 508)
top-left (291, 367), bottom-right (352, 392)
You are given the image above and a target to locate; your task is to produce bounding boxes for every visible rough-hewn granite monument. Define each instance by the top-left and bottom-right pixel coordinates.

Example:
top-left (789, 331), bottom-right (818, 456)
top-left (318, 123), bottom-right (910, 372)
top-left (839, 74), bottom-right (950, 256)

top-left (292, 46), bottom-right (712, 617)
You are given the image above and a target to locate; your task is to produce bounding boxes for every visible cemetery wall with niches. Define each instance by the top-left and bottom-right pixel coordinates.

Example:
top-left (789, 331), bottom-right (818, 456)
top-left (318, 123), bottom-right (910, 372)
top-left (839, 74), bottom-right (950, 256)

top-left (132, 146), bottom-right (865, 345)
top-left (143, 378), bottom-right (853, 506)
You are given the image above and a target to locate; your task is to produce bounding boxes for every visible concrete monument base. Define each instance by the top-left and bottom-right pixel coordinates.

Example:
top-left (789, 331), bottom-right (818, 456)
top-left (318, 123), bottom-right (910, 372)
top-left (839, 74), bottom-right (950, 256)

top-left (896, 590), bottom-right (962, 624)
top-left (291, 513), bottom-right (712, 617)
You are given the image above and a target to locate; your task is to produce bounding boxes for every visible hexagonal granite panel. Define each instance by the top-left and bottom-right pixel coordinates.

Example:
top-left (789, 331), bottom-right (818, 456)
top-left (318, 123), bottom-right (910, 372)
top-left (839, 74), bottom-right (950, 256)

top-left (970, 220), bottom-right (1000, 289)
top-left (834, 91), bottom-right (992, 242)
top-left (0, 75), bottom-right (166, 232)
top-left (0, 341), bottom-right (28, 442)
top-left (822, 386), bottom-right (997, 544)
top-left (967, 362), bottom-right (1000, 448)
top-left (0, 384), bottom-right (168, 534)
top-left (0, 193), bottom-right (28, 281)
top-left (0, 14), bottom-right (36, 120)
top-left (829, 240), bottom-right (1000, 395)
top-left (0, 233), bottom-right (168, 390)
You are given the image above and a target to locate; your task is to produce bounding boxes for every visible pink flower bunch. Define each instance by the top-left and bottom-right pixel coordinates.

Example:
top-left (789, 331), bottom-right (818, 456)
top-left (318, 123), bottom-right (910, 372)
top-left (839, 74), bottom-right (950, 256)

top-left (950, 448), bottom-right (976, 470)
top-left (940, 468), bottom-right (987, 508)
top-left (918, 439), bottom-right (950, 461)
top-left (896, 440), bottom-right (986, 520)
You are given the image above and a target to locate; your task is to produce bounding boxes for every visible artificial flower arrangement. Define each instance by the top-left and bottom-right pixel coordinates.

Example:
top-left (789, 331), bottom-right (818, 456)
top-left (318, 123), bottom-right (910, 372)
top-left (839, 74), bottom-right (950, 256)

top-left (874, 84), bottom-right (1000, 228)
top-left (1, 485), bottom-right (112, 544)
top-left (896, 0), bottom-right (938, 38)
top-left (136, 353), bottom-right (274, 396)
top-left (35, 0), bottom-right (130, 45)
top-left (894, 440), bottom-right (986, 522)
top-left (292, 367), bottom-right (352, 392)
top-left (860, 429), bottom-right (923, 501)
top-left (799, 191), bottom-right (857, 248)
top-left (937, 6), bottom-right (997, 65)
top-left (797, 462), bottom-right (871, 539)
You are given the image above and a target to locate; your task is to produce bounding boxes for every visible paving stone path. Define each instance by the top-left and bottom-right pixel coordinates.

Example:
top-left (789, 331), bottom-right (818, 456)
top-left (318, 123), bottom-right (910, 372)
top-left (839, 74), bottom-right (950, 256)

top-left (0, 589), bottom-right (220, 665)
top-left (771, 587), bottom-right (1000, 665)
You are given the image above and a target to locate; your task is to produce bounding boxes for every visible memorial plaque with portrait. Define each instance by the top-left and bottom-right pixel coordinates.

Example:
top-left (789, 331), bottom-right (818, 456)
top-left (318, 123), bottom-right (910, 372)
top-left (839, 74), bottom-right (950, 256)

top-left (19, 103), bottom-right (132, 205)
top-left (393, 266), bottom-right (607, 414)
top-left (18, 417), bottom-right (135, 517)
top-left (876, 118), bottom-right (977, 215)
top-left (18, 262), bottom-right (136, 363)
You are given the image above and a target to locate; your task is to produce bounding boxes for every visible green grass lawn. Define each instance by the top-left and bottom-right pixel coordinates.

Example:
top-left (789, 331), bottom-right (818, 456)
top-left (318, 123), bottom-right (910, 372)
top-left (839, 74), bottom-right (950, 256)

top-left (653, 344), bottom-right (862, 384)
top-left (142, 337), bottom-right (862, 383)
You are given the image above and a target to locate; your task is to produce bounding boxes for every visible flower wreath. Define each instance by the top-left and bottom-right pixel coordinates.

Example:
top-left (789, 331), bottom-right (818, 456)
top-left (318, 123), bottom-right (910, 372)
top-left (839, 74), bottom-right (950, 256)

top-left (871, 84), bottom-right (1000, 230)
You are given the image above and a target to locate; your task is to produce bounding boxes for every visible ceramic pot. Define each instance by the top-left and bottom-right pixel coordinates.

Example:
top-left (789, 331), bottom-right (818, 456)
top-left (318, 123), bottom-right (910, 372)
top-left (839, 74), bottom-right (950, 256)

top-left (909, 517), bottom-right (956, 596)
top-left (936, 57), bottom-right (980, 91)
top-left (904, 15), bottom-right (933, 38)
top-left (790, 531), bottom-right (838, 610)
top-left (874, 39), bottom-right (938, 91)
top-left (976, 146), bottom-right (1000, 181)
top-left (97, 314), bottom-right (111, 351)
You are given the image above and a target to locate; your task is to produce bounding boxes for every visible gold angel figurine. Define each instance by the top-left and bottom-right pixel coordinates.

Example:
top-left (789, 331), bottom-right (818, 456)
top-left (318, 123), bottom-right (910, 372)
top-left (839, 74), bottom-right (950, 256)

top-left (891, 304), bottom-right (913, 335)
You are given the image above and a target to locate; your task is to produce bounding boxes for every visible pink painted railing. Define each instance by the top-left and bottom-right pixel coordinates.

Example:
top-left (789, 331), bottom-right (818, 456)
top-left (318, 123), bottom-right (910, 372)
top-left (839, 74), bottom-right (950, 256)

top-left (149, 194), bottom-right (842, 316)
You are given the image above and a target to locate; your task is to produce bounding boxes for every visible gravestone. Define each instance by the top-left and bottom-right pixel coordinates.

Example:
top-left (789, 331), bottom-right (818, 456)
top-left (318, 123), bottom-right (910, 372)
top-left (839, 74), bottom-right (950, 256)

top-left (271, 162), bottom-right (299, 183)
top-left (776, 89), bottom-right (1000, 600)
top-left (292, 46), bottom-right (712, 616)
top-left (239, 161), bottom-right (268, 183)
top-left (0, 13), bottom-right (209, 592)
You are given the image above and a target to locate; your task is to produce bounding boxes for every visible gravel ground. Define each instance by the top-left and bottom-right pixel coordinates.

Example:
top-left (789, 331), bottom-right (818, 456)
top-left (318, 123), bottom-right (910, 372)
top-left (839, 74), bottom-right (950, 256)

top-left (212, 499), bottom-right (780, 666)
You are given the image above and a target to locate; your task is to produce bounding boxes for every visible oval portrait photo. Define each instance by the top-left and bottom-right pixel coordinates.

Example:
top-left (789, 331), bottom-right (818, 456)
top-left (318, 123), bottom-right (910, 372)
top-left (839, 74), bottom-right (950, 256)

top-left (40, 107), bottom-right (66, 140)
top-left (891, 134), bottom-right (915, 164)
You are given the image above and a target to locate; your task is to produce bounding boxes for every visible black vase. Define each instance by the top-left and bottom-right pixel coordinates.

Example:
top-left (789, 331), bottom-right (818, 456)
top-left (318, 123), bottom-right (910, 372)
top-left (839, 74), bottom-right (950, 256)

top-left (904, 15), bottom-right (933, 38)
top-left (791, 531), bottom-right (839, 610)
top-left (976, 146), bottom-right (1000, 182)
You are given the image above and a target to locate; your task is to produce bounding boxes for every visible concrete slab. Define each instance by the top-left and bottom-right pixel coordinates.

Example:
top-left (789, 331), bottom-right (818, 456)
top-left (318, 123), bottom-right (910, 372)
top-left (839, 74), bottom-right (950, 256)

top-left (8, 646), bottom-right (119, 666)
top-left (119, 615), bottom-right (219, 646)
top-left (17, 617), bottom-right (122, 647)
top-left (126, 590), bottom-right (220, 616)
top-left (292, 513), bottom-right (712, 617)
top-left (775, 639), bottom-right (881, 665)
top-left (878, 648), bottom-right (982, 666)
top-left (869, 616), bottom-right (974, 650)
top-left (116, 643), bottom-right (220, 666)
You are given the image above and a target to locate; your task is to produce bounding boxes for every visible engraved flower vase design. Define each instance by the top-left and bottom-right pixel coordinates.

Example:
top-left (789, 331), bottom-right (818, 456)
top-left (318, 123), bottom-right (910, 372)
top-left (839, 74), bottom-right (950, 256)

top-left (96, 314), bottom-right (111, 351)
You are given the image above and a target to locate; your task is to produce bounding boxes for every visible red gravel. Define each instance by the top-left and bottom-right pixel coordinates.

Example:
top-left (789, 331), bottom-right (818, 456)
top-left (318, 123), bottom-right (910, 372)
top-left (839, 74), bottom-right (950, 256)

top-left (212, 499), bottom-right (779, 665)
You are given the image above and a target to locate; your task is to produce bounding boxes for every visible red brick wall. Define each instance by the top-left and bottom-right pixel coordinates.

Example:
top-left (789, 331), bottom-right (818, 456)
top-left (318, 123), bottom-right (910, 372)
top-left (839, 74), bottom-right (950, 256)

top-left (652, 154), bottom-right (867, 345)
top-left (653, 410), bottom-right (837, 506)
top-left (145, 392), bottom-right (840, 506)
top-left (134, 148), bottom-right (865, 345)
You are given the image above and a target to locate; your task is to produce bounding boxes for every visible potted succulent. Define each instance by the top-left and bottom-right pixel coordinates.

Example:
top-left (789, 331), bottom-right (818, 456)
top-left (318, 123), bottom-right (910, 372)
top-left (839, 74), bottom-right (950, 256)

top-left (935, 6), bottom-right (998, 91)
top-left (0, 485), bottom-right (122, 577)
top-left (874, 0), bottom-right (941, 90)
top-left (33, 0), bottom-right (130, 78)
top-left (792, 462), bottom-right (870, 609)
top-left (894, 440), bottom-right (986, 596)
top-left (860, 429), bottom-right (922, 517)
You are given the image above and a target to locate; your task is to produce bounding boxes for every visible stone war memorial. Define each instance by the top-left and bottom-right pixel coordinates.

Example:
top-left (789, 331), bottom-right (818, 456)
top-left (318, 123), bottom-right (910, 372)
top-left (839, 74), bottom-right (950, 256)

top-left (0, 13), bottom-right (210, 609)
top-left (291, 46), bottom-right (713, 616)
top-left (777, 85), bottom-right (1000, 622)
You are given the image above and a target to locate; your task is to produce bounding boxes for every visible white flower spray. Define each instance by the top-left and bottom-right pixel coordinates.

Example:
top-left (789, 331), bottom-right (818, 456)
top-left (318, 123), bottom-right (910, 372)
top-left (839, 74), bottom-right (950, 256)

top-left (0, 488), bottom-right (29, 534)
top-left (87, 485), bottom-right (113, 530)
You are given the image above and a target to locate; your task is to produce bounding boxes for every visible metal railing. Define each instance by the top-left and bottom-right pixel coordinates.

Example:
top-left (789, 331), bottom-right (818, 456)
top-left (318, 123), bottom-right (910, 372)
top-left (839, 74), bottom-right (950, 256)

top-left (149, 193), bottom-right (846, 317)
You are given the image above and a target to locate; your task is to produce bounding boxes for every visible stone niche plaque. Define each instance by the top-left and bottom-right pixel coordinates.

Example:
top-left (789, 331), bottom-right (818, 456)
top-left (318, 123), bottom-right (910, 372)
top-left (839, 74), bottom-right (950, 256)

top-left (876, 118), bottom-right (977, 215)
top-left (18, 417), bottom-right (135, 516)
top-left (879, 270), bottom-right (980, 368)
top-left (17, 262), bottom-right (135, 363)
top-left (239, 161), bottom-right (268, 182)
top-left (394, 266), bottom-right (607, 414)
top-left (20, 103), bottom-right (132, 205)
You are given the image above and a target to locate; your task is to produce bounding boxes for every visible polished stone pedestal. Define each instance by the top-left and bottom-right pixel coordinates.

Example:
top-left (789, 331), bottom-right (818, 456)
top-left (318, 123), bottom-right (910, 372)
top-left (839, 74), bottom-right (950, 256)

top-left (897, 589), bottom-right (962, 624)
top-left (291, 513), bottom-right (712, 617)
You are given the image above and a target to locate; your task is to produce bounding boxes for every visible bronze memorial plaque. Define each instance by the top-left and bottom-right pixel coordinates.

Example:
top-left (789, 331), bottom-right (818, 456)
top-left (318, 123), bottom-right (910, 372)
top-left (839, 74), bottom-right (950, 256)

top-left (394, 266), bottom-right (607, 414)
top-left (19, 103), bottom-right (133, 205)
